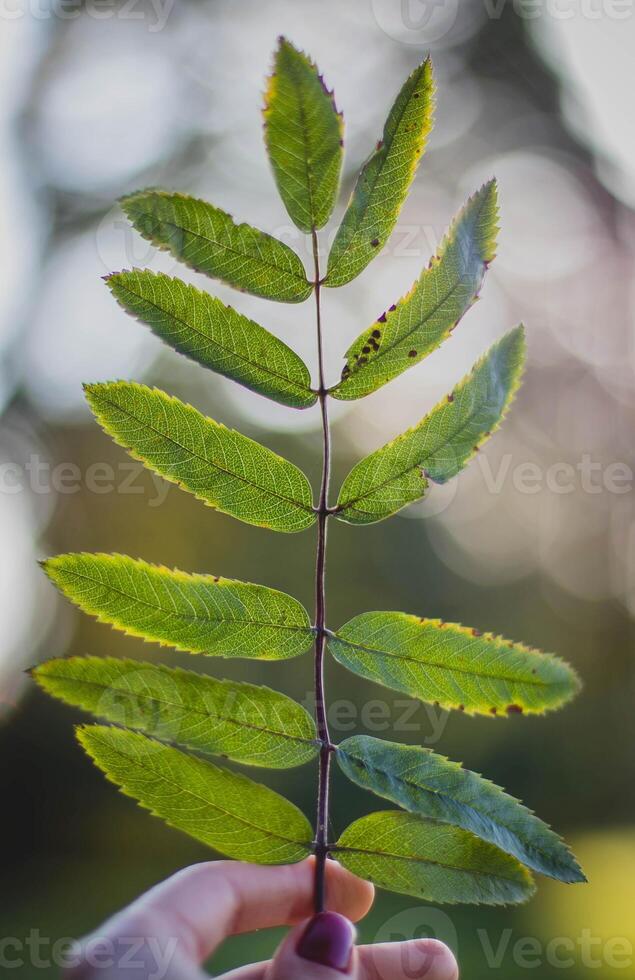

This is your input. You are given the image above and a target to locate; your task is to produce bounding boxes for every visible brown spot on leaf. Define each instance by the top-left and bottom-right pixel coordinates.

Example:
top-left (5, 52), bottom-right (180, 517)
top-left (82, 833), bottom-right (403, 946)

top-left (458, 704), bottom-right (465, 712)
top-left (490, 707), bottom-right (498, 715)
top-left (408, 349), bottom-right (417, 358)
top-left (506, 704), bottom-right (523, 715)
top-left (372, 329), bottom-right (381, 339)
top-left (471, 628), bottom-right (482, 637)
top-left (447, 393), bottom-right (455, 403)
top-left (376, 139), bottom-right (384, 151)
top-left (389, 303), bottom-right (397, 312)
top-left (377, 313), bottom-right (387, 323)
top-left (370, 238), bottom-right (380, 248)
top-left (362, 346), bottom-right (371, 355)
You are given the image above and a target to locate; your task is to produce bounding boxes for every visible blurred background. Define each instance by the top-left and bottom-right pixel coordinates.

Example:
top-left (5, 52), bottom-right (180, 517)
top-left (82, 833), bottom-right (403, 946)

top-left (0, 1), bottom-right (634, 977)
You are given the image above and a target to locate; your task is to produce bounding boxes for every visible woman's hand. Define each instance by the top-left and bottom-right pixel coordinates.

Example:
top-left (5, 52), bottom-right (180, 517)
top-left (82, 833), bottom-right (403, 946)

top-left (64, 857), bottom-right (458, 979)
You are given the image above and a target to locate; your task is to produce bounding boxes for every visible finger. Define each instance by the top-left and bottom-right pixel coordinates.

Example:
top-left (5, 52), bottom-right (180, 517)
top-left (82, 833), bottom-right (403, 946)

top-left (65, 858), bottom-right (373, 977)
top-left (267, 913), bottom-right (359, 979)
top-left (221, 937), bottom-right (458, 980)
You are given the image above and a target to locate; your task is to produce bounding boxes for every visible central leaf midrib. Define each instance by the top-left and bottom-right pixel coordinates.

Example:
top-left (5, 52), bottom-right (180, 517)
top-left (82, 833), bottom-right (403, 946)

top-left (340, 751), bottom-right (554, 863)
top-left (95, 732), bottom-right (310, 848)
top-left (332, 66), bottom-right (426, 266)
top-left (56, 672), bottom-right (316, 747)
top-left (333, 840), bottom-right (524, 885)
top-left (61, 567), bottom-right (311, 634)
top-left (149, 211), bottom-right (308, 287)
top-left (339, 388), bottom-right (495, 513)
top-left (94, 392), bottom-right (315, 516)
top-left (117, 282), bottom-right (313, 398)
top-left (332, 634), bottom-right (556, 688)
top-left (340, 195), bottom-right (489, 386)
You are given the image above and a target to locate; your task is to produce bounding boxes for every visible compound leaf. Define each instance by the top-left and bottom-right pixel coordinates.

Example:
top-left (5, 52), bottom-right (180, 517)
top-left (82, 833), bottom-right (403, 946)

top-left (337, 735), bottom-right (585, 883)
top-left (77, 725), bottom-right (313, 863)
top-left (84, 382), bottom-right (316, 532)
top-left (106, 270), bottom-right (316, 409)
top-left (120, 191), bottom-right (312, 303)
top-left (34, 657), bottom-right (318, 769)
top-left (325, 58), bottom-right (435, 287)
top-left (335, 810), bottom-right (535, 905)
top-left (42, 553), bottom-right (313, 660)
top-left (331, 181), bottom-right (499, 399)
top-left (328, 613), bottom-right (581, 716)
top-left (335, 327), bottom-right (525, 524)
top-left (264, 37), bottom-right (343, 233)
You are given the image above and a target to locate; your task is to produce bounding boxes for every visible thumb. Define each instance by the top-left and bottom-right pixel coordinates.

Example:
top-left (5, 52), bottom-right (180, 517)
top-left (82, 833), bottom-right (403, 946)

top-left (266, 912), bottom-right (358, 979)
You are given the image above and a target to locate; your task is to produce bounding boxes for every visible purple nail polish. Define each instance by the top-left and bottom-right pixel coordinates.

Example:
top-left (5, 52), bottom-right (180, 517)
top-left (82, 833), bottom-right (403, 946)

top-left (297, 912), bottom-right (355, 973)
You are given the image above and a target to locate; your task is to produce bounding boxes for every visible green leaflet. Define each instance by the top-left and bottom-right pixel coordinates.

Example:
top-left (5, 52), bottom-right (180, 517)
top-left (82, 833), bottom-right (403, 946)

top-left (335, 327), bottom-right (526, 525)
top-left (34, 658), bottom-right (317, 768)
top-left (84, 382), bottom-right (316, 533)
top-left (42, 553), bottom-right (313, 660)
top-left (120, 191), bottom-right (312, 303)
top-left (337, 736), bottom-right (585, 883)
top-left (106, 270), bottom-right (316, 409)
top-left (334, 811), bottom-right (535, 905)
top-left (264, 37), bottom-right (343, 233)
top-left (328, 613), bottom-right (581, 716)
top-left (325, 59), bottom-right (435, 287)
top-left (77, 725), bottom-right (313, 863)
top-left (331, 181), bottom-right (499, 400)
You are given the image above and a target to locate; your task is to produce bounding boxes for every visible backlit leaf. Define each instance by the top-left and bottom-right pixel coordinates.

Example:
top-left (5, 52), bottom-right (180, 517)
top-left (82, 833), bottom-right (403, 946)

top-left (337, 735), bottom-right (585, 882)
top-left (106, 270), bottom-right (316, 409)
top-left (335, 810), bottom-right (535, 905)
top-left (325, 59), bottom-right (435, 287)
top-left (264, 37), bottom-right (343, 232)
top-left (335, 327), bottom-right (525, 524)
top-left (331, 181), bottom-right (499, 399)
top-left (34, 657), bottom-right (318, 768)
top-left (84, 382), bottom-right (316, 532)
top-left (120, 191), bottom-right (312, 303)
top-left (328, 613), bottom-right (581, 716)
top-left (77, 725), bottom-right (313, 863)
top-left (42, 553), bottom-right (313, 660)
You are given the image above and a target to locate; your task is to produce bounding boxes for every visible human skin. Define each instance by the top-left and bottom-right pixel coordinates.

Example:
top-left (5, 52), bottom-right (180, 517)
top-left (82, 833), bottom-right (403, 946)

top-left (64, 857), bottom-right (459, 979)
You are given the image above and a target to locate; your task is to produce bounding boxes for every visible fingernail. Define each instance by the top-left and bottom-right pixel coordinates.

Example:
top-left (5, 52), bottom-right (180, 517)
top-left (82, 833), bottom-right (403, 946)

top-left (297, 912), bottom-right (355, 973)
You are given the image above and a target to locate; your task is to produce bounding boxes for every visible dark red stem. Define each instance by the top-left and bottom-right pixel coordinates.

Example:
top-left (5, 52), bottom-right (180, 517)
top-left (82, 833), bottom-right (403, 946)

top-left (311, 228), bottom-right (332, 913)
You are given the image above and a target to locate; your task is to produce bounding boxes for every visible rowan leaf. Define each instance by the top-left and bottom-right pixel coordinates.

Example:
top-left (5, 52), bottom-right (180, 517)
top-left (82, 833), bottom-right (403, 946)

top-left (42, 553), bottom-right (313, 660)
top-left (337, 735), bottom-right (585, 882)
top-left (77, 725), bottom-right (313, 863)
top-left (84, 382), bottom-right (316, 532)
top-left (120, 191), bottom-right (312, 303)
top-left (328, 613), bottom-right (581, 716)
top-left (325, 58), bottom-right (435, 287)
top-left (264, 37), bottom-right (343, 233)
top-left (106, 270), bottom-right (316, 409)
top-left (335, 327), bottom-right (526, 524)
top-left (34, 657), bottom-right (318, 768)
top-left (331, 181), bottom-right (499, 399)
top-left (334, 811), bottom-right (535, 905)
